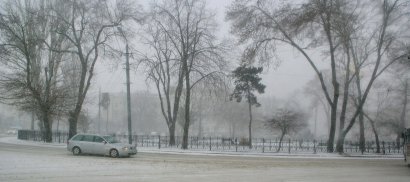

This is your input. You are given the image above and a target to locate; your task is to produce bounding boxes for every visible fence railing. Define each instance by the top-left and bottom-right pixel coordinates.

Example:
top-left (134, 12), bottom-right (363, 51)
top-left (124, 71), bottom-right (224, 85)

top-left (17, 130), bottom-right (404, 155)
top-left (116, 135), bottom-right (403, 154)
top-left (18, 130), bottom-right (69, 144)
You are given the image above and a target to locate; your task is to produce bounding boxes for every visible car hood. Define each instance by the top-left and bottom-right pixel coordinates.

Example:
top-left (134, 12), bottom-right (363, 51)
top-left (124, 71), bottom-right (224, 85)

top-left (109, 143), bottom-right (134, 148)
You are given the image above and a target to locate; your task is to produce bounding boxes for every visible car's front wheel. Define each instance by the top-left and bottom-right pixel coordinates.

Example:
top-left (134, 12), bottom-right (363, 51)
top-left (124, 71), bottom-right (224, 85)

top-left (72, 147), bottom-right (81, 155)
top-left (110, 149), bottom-right (119, 158)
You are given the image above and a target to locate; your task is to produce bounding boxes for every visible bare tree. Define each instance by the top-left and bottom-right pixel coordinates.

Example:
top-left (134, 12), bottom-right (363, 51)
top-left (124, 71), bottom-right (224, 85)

top-left (227, 0), bottom-right (353, 152)
top-left (362, 92), bottom-right (387, 154)
top-left (142, 19), bottom-right (185, 146)
top-left (0, 0), bottom-right (71, 142)
top-left (227, 0), bottom-right (409, 153)
top-left (335, 0), bottom-right (409, 153)
top-left (265, 107), bottom-right (308, 152)
top-left (49, 0), bottom-right (138, 139)
top-left (147, 0), bottom-right (228, 149)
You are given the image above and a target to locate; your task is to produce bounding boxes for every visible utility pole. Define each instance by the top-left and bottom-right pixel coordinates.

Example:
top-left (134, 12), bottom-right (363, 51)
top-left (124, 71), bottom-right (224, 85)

top-left (118, 27), bottom-right (133, 144)
top-left (125, 43), bottom-right (133, 144)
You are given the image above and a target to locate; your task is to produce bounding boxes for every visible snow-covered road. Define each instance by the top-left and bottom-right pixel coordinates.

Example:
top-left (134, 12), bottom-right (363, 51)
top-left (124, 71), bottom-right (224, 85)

top-left (0, 137), bottom-right (409, 182)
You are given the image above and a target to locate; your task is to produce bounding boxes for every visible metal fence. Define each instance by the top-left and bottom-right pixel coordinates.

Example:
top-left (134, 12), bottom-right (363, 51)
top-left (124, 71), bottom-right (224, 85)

top-left (17, 130), bottom-right (404, 154)
top-left (18, 130), bottom-right (69, 143)
top-left (116, 135), bottom-right (403, 154)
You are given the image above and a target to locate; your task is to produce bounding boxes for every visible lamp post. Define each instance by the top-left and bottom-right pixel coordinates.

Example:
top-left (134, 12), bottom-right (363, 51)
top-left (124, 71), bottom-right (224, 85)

top-left (118, 27), bottom-right (133, 144)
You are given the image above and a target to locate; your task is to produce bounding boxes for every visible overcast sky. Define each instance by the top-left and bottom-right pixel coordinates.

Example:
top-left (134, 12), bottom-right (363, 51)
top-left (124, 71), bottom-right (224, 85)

top-left (92, 0), bottom-right (327, 101)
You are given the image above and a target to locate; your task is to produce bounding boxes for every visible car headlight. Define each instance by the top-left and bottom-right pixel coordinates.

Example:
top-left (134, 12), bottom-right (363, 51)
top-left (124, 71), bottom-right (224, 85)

top-left (122, 147), bottom-right (129, 151)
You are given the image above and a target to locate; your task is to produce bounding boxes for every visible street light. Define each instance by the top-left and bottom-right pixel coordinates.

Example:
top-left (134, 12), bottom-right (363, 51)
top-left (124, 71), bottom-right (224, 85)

top-left (117, 27), bottom-right (133, 144)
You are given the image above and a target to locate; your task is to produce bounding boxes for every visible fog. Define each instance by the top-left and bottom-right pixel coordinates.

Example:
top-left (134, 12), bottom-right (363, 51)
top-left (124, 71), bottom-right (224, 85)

top-left (87, 0), bottom-right (328, 138)
top-left (0, 0), bottom-right (409, 144)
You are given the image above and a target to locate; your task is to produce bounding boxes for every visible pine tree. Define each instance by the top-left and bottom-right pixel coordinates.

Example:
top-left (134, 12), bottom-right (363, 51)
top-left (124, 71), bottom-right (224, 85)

top-left (230, 65), bottom-right (265, 148)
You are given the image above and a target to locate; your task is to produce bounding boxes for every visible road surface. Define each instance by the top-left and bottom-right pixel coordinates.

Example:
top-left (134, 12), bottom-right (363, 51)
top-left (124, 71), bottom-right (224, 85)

top-left (0, 140), bottom-right (409, 182)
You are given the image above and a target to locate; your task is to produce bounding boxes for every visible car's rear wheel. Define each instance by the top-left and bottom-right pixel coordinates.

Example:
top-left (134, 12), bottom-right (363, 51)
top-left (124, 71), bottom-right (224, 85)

top-left (72, 147), bottom-right (81, 155)
top-left (110, 149), bottom-right (119, 158)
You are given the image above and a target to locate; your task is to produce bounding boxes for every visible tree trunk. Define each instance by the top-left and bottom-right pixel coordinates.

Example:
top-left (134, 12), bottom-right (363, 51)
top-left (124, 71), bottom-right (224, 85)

top-left (182, 97), bottom-right (190, 149)
top-left (374, 129), bottom-right (381, 153)
top-left (248, 94), bottom-right (253, 149)
top-left (277, 132), bottom-right (285, 152)
top-left (168, 67), bottom-right (185, 146)
top-left (366, 114), bottom-right (380, 153)
top-left (335, 134), bottom-right (344, 154)
top-left (328, 103), bottom-right (338, 152)
top-left (323, 11), bottom-right (340, 153)
top-left (68, 72), bottom-right (87, 139)
top-left (42, 112), bottom-right (52, 143)
top-left (355, 70), bottom-right (366, 154)
top-left (336, 45), bottom-right (352, 154)
top-left (169, 124), bottom-right (176, 146)
top-left (336, 129), bottom-right (348, 154)
top-left (336, 75), bottom-right (377, 153)
top-left (359, 112), bottom-right (365, 154)
top-left (182, 62), bottom-right (191, 149)
top-left (68, 110), bottom-right (79, 139)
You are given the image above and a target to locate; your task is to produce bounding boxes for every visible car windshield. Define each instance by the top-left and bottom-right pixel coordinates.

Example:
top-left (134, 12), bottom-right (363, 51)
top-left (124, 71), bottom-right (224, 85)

top-left (102, 136), bottom-right (120, 143)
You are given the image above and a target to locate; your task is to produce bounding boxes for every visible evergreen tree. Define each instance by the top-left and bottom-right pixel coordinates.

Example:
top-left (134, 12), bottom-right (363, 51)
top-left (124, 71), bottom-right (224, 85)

top-left (230, 65), bottom-right (265, 148)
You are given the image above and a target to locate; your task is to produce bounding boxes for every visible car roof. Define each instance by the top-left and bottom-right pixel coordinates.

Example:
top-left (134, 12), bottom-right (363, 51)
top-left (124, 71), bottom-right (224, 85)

top-left (75, 133), bottom-right (103, 137)
top-left (74, 133), bottom-right (117, 137)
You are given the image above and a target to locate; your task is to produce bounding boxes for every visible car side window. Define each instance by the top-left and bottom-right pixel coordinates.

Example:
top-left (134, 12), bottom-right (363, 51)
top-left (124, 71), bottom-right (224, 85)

top-left (82, 135), bottom-right (94, 142)
top-left (94, 136), bottom-right (104, 143)
top-left (72, 135), bottom-right (84, 141)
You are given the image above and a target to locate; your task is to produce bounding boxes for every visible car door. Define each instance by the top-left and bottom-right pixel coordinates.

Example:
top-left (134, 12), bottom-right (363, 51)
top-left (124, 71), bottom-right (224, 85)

top-left (92, 136), bottom-right (107, 155)
top-left (80, 135), bottom-right (94, 154)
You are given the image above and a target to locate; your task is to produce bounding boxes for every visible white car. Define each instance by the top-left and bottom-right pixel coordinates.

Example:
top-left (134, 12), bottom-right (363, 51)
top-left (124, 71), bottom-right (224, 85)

top-left (6, 129), bottom-right (17, 135)
top-left (67, 134), bottom-right (137, 158)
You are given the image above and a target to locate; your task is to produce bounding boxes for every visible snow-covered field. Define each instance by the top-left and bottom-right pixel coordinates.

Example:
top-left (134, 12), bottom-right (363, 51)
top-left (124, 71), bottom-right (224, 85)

top-left (1, 136), bottom-right (409, 182)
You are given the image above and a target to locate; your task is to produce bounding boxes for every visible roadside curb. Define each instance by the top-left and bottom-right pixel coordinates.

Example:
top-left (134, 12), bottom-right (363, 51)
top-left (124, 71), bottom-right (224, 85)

top-left (0, 136), bottom-right (403, 160)
top-left (136, 148), bottom-right (404, 160)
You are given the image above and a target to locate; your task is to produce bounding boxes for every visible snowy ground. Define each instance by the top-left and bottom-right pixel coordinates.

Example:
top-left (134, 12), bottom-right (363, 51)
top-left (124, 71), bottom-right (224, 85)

top-left (1, 136), bottom-right (409, 182)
